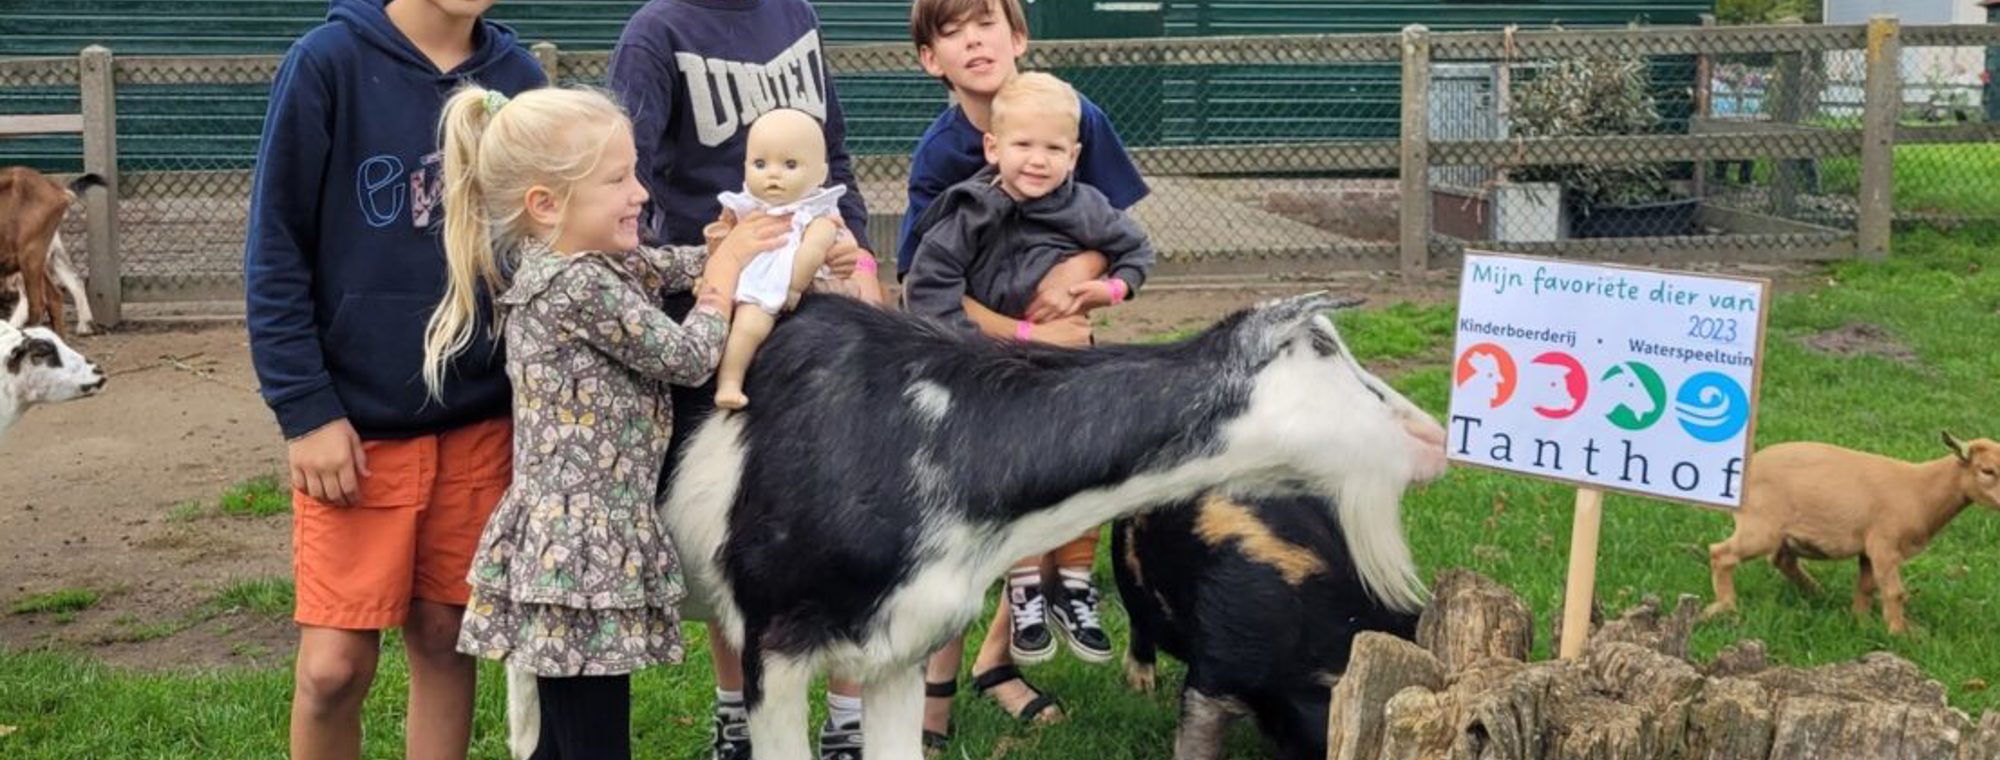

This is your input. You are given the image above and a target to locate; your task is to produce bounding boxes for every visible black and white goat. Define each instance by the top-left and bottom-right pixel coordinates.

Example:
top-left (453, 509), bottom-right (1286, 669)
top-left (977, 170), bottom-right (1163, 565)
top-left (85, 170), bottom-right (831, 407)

top-left (0, 320), bottom-right (105, 439)
top-left (662, 291), bottom-right (1447, 759)
top-left (1114, 491), bottom-right (1422, 760)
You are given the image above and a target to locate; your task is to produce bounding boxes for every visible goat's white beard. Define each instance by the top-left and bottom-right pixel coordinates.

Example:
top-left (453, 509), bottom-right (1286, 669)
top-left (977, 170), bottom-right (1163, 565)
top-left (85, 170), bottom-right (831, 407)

top-left (1334, 472), bottom-right (1427, 612)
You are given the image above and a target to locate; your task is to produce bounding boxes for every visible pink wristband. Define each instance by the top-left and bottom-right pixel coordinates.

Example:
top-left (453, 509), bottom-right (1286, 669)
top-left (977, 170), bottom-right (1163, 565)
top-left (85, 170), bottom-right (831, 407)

top-left (1105, 277), bottom-right (1128, 304)
top-left (853, 255), bottom-right (878, 275)
top-left (1015, 320), bottom-right (1034, 342)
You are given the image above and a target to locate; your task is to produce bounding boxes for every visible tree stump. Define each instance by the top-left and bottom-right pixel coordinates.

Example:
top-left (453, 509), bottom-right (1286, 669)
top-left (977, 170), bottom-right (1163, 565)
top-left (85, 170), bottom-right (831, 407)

top-left (1327, 632), bottom-right (1447, 760)
top-left (1416, 568), bottom-right (1533, 671)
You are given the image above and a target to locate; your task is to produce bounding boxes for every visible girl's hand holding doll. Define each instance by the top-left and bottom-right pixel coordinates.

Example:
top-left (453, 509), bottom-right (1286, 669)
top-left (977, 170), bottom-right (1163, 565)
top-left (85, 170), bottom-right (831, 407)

top-left (697, 210), bottom-right (791, 313)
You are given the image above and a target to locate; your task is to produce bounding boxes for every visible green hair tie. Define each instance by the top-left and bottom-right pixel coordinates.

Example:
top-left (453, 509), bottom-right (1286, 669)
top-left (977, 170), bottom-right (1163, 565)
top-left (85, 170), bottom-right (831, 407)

top-left (483, 90), bottom-right (510, 116)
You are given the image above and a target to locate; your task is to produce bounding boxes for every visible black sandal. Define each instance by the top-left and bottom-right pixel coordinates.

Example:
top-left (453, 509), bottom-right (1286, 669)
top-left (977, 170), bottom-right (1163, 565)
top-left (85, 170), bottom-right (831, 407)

top-left (923, 678), bottom-right (957, 754)
top-left (970, 664), bottom-right (1061, 723)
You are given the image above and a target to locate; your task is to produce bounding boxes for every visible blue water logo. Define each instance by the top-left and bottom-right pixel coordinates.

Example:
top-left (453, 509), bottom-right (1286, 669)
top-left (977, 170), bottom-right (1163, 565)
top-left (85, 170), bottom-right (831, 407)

top-left (1674, 372), bottom-right (1750, 443)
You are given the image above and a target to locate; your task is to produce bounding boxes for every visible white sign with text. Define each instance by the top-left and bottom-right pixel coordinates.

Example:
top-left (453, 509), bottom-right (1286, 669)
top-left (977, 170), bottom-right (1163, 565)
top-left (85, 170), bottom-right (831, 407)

top-left (1445, 252), bottom-right (1771, 508)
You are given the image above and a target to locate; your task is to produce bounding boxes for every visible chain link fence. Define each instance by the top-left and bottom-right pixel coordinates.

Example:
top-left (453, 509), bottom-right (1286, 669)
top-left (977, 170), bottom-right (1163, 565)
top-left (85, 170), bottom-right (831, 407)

top-left (1892, 27), bottom-right (2000, 228)
top-left (3, 19), bottom-right (1997, 316)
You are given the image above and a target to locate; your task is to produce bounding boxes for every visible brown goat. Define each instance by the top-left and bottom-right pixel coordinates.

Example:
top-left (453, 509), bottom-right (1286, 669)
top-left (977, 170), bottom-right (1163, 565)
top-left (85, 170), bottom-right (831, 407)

top-left (0, 167), bottom-right (98, 336)
top-left (1705, 432), bottom-right (2000, 634)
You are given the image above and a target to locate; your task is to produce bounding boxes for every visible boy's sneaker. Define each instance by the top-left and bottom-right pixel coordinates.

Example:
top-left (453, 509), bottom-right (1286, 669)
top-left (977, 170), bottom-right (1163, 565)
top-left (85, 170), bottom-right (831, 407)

top-left (1051, 577), bottom-right (1113, 664)
top-left (711, 709), bottom-right (752, 760)
top-left (1007, 581), bottom-right (1057, 664)
top-left (819, 717), bottom-right (863, 760)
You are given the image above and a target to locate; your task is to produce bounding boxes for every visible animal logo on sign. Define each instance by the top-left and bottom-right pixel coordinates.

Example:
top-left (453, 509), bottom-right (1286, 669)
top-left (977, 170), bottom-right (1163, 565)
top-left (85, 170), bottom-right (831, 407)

top-left (1600, 361), bottom-right (1667, 431)
top-left (1454, 343), bottom-right (1517, 408)
top-left (1526, 351), bottom-right (1588, 419)
top-left (1675, 371), bottom-right (1751, 443)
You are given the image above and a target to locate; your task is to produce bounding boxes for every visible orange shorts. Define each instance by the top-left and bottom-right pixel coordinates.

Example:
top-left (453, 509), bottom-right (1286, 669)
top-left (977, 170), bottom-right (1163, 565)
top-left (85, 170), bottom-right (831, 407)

top-left (291, 417), bottom-right (512, 630)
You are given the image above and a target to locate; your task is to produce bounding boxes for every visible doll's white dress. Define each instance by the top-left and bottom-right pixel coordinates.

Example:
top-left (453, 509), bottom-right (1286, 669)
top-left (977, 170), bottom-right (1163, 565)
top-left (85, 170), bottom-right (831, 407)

top-left (715, 184), bottom-right (847, 313)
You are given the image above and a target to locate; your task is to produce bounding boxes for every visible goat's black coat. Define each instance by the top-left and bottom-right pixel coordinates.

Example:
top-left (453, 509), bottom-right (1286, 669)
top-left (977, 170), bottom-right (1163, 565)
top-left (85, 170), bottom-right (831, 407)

top-left (712, 294), bottom-right (1276, 680)
top-left (1113, 493), bottom-right (1420, 760)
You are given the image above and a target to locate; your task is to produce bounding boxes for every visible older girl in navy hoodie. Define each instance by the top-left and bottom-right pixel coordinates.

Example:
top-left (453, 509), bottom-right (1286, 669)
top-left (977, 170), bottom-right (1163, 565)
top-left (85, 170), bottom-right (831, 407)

top-left (243, 1), bottom-right (542, 757)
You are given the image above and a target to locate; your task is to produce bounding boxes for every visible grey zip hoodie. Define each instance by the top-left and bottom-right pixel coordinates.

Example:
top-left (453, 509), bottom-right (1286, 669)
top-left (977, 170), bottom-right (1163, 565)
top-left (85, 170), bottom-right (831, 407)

top-left (904, 165), bottom-right (1155, 331)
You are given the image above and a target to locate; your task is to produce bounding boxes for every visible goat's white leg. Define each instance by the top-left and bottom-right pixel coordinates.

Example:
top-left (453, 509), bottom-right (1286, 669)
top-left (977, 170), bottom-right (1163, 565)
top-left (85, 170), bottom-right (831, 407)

top-left (504, 665), bottom-right (541, 760)
top-left (861, 666), bottom-right (924, 760)
top-left (1173, 688), bottom-right (1244, 760)
top-left (748, 654), bottom-right (817, 760)
top-left (7, 274), bottom-right (25, 329)
top-left (46, 239), bottom-right (92, 335)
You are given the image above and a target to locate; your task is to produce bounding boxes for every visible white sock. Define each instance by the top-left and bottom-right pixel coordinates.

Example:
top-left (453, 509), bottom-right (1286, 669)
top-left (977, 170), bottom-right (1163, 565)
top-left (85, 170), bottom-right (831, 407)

top-left (827, 692), bottom-right (864, 728)
top-left (1008, 568), bottom-right (1040, 590)
top-left (1058, 567), bottom-right (1096, 594)
top-left (716, 688), bottom-right (746, 720)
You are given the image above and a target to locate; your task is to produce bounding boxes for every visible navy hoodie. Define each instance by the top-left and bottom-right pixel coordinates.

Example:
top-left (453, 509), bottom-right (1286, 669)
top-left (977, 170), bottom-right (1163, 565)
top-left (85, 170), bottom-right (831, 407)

top-left (606, 0), bottom-right (869, 248)
top-left (245, 0), bottom-right (545, 440)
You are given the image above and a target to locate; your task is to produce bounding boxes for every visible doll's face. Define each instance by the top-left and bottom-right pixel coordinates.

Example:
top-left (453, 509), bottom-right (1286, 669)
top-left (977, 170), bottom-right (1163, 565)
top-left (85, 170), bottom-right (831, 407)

top-left (744, 110), bottom-right (829, 206)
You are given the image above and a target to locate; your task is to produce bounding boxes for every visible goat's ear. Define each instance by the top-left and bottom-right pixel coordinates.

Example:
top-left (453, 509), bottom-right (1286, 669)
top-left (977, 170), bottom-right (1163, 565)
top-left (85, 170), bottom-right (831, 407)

top-left (4, 342), bottom-right (27, 375)
top-left (1255, 291), bottom-right (1366, 332)
top-left (1944, 431), bottom-right (1971, 462)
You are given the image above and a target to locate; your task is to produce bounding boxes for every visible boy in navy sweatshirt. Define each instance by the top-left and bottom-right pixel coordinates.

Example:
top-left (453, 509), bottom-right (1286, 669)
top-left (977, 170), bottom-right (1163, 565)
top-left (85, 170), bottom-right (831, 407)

top-left (242, 1), bottom-right (543, 757)
top-left (607, 2), bottom-right (874, 759)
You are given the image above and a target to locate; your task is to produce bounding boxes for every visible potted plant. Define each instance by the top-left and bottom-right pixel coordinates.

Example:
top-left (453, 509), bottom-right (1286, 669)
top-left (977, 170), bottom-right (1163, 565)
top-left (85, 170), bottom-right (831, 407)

top-left (1509, 52), bottom-right (1697, 238)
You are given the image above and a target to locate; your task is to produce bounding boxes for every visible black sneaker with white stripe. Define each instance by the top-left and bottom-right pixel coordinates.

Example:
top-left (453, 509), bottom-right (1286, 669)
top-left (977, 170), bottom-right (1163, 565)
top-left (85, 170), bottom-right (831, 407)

top-left (711, 708), bottom-right (751, 760)
top-left (1051, 577), bottom-right (1113, 664)
top-left (818, 717), bottom-right (863, 760)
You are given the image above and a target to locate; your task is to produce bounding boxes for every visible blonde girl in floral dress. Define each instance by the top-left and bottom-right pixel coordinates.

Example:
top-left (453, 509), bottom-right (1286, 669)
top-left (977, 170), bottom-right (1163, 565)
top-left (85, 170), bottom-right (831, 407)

top-left (419, 84), bottom-right (795, 760)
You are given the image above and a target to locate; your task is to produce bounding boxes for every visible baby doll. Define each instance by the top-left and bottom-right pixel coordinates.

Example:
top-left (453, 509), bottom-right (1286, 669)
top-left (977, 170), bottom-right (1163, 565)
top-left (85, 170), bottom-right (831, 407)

top-left (711, 108), bottom-right (846, 410)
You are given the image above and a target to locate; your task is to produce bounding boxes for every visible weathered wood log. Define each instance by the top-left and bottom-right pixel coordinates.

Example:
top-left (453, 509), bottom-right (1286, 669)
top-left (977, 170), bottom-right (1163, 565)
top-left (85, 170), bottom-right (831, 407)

top-left (1416, 569), bottom-right (1533, 671)
top-left (1372, 572), bottom-right (1982, 760)
top-left (1749, 651), bottom-right (1950, 707)
top-left (1591, 593), bottom-right (1702, 660)
top-left (1687, 678), bottom-right (1778, 760)
top-left (1379, 687), bottom-right (1457, 760)
top-left (1703, 639), bottom-right (1770, 678)
top-left (1961, 711), bottom-right (2000, 760)
top-left (1767, 696), bottom-right (1964, 760)
top-left (1327, 632), bottom-right (1447, 760)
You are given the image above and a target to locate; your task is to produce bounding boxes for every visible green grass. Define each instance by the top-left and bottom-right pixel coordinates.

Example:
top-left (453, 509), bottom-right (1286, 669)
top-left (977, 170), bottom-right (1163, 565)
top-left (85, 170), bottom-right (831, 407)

top-left (9, 590), bottom-right (101, 617)
top-left (1, 228), bottom-right (1996, 757)
top-left (216, 476), bottom-right (287, 518)
top-left (204, 579), bottom-right (294, 619)
top-left (1806, 143), bottom-right (2000, 218)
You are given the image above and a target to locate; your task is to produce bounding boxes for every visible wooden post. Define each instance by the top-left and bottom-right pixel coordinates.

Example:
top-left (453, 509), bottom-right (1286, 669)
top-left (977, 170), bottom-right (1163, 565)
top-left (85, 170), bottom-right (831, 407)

top-left (1858, 15), bottom-right (1900, 260)
top-left (1770, 17), bottom-right (1809, 219)
top-left (533, 41), bottom-right (560, 84)
top-left (79, 45), bottom-right (121, 327)
top-left (1399, 25), bottom-right (1432, 276)
top-left (1557, 487), bottom-right (1604, 659)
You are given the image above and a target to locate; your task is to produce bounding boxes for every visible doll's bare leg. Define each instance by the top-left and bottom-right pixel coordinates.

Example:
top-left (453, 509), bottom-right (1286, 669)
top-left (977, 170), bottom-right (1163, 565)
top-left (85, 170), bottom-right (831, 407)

top-left (716, 305), bottom-right (776, 410)
top-left (786, 219), bottom-right (840, 311)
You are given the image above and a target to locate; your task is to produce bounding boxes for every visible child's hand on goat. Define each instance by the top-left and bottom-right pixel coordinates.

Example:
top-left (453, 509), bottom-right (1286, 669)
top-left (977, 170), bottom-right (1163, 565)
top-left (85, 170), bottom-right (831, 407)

top-left (1056, 278), bottom-right (1125, 318)
top-left (1027, 314), bottom-right (1093, 347)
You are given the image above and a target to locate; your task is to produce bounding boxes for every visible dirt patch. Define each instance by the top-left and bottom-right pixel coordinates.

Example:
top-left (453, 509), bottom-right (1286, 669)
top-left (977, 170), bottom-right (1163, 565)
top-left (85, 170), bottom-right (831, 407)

top-left (0, 320), bottom-right (292, 669)
top-left (1799, 322), bottom-right (1918, 363)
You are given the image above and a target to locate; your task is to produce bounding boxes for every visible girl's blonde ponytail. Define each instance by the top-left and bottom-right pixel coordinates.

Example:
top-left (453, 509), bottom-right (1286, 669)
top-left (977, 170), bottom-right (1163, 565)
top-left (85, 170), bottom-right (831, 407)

top-left (420, 84), bottom-right (630, 400)
top-left (423, 85), bottom-right (503, 400)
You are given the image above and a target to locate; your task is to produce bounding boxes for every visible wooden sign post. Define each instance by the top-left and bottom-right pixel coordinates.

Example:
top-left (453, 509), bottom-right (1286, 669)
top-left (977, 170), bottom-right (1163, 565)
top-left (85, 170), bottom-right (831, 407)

top-left (1444, 251), bottom-right (1771, 660)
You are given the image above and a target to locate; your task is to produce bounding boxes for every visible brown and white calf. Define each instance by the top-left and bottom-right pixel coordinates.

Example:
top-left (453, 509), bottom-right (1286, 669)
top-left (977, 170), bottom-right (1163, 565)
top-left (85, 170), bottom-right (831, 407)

top-left (0, 320), bottom-right (105, 440)
top-left (653, 291), bottom-right (1446, 760)
top-left (1706, 433), bottom-right (2000, 634)
top-left (0, 168), bottom-right (101, 336)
